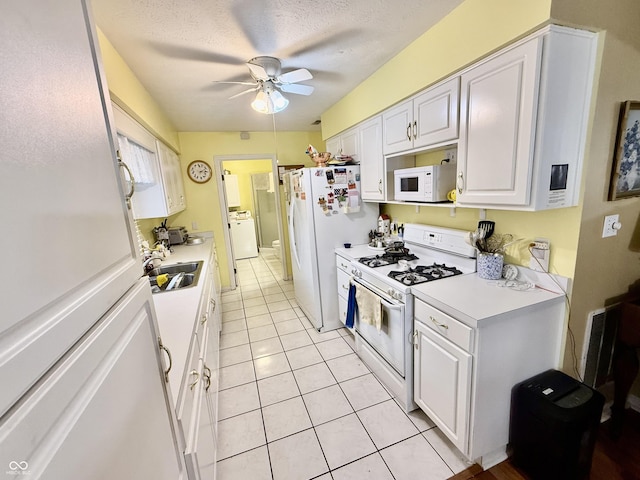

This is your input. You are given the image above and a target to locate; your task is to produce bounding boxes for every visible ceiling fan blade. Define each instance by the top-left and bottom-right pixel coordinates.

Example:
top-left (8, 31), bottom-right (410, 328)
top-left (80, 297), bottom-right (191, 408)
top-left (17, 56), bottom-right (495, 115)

top-left (147, 41), bottom-right (244, 65)
top-left (279, 83), bottom-right (314, 96)
top-left (228, 87), bottom-right (259, 99)
top-left (212, 81), bottom-right (257, 86)
top-left (278, 68), bottom-right (313, 84)
top-left (247, 62), bottom-right (269, 81)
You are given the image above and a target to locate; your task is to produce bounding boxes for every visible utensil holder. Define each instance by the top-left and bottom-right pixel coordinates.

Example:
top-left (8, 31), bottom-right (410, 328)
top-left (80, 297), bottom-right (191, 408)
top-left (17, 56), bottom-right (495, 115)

top-left (477, 253), bottom-right (504, 280)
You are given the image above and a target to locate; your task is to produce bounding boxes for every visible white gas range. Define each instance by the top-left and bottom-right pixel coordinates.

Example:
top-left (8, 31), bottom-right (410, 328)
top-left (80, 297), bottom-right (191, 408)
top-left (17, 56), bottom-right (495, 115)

top-left (346, 224), bottom-right (476, 412)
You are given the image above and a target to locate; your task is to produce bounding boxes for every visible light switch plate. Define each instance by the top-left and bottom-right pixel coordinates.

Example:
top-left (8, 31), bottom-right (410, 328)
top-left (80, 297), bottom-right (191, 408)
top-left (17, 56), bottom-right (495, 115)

top-left (602, 214), bottom-right (620, 238)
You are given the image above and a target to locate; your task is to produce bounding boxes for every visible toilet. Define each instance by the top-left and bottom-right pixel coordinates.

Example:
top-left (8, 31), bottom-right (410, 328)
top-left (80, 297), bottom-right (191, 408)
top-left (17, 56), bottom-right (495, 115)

top-left (271, 239), bottom-right (281, 259)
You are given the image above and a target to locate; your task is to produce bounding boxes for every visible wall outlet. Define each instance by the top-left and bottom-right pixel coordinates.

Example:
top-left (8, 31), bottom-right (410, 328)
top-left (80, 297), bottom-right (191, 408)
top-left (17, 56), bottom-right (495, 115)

top-left (191, 221), bottom-right (198, 231)
top-left (530, 238), bottom-right (550, 272)
top-left (444, 148), bottom-right (457, 164)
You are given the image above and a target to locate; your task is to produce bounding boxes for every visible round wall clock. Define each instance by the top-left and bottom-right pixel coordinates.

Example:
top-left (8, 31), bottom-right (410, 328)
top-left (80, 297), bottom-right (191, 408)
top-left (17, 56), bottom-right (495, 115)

top-left (187, 160), bottom-right (212, 183)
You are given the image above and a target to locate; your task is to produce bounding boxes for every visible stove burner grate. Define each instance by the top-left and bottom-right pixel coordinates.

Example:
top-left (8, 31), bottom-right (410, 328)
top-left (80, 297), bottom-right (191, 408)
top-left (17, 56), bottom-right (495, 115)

top-left (358, 252), bottom-right (418, 268)
top-left (387, 263), bottom-right (463, 285)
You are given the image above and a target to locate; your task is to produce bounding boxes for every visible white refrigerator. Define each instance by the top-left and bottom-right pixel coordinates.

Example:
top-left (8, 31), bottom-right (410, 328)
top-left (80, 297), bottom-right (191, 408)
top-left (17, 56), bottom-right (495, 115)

top-left (288, 166), bottom-right (378, 331)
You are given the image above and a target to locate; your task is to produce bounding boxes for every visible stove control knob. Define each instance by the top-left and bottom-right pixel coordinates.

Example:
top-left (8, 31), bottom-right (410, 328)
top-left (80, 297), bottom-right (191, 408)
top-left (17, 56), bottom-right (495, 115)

top-left (387, 288), bottom-right (395, 297)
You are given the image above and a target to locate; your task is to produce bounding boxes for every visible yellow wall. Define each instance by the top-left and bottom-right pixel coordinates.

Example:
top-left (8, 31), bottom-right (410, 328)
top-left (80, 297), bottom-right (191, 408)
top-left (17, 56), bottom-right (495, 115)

top-left (549, 0), bottom-right (640, 379)
top-left (223, 160), bottom-right (272, 213)
top-left (97, 29), bottom-right (179, 151)
top-left (172, 131), bottom-right (323, 286)
top-left (321, 0), bottom-right (552, 139)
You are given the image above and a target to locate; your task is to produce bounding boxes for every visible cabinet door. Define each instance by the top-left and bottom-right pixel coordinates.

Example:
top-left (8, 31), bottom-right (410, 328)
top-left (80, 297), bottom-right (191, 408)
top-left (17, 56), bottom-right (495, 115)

top-left (325, 136), bottom-right (341, 158)
top-left (359, 116), bottom-right (385, 201)
top-left (0, 0), bottom-right (142, 417)
top-left (224, 174), bottom-right (241, 207)
top-left (414, 320), bottom-right (471, 454)
top-left (457, 38), bottom-right (542, 206)
top-left (383, 100), bottom-right (413, 155)
top-left (340, 127), bottom-right (359, 158)
top-left (157, 141), bottom-right (186, 215)
top-left (413, 77), bottom-right (460, 149)
top-left (0, 279), bottom-right (183, 479)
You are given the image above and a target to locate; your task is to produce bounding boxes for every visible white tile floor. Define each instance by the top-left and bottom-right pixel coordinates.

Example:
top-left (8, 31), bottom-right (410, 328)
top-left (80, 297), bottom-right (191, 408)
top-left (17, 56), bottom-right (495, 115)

top-left (217, 252), bottom-right (473, 480)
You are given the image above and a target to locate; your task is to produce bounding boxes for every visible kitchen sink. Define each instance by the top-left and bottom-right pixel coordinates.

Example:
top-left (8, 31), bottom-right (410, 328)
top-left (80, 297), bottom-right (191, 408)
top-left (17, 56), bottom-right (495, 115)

top-left (147, 261), bottom-right (203, 294)
top-left (148, 261), bottom-right (202, 276)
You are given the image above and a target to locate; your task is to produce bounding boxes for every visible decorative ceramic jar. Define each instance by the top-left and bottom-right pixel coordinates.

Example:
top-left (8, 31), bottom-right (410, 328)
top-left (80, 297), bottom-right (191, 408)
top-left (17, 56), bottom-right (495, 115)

top-left (477, 252), bottom-right (504, 280)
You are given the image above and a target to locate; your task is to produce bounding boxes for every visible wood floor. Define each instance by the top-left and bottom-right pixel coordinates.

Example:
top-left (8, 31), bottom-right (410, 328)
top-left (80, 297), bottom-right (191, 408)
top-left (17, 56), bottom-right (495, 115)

top-left (450, 408), bottom-right (640, 480)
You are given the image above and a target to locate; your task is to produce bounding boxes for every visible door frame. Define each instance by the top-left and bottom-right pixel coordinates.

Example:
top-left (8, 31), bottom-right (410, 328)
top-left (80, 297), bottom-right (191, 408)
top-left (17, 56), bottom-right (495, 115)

top-left (213, 154), bottom-right (288, 290)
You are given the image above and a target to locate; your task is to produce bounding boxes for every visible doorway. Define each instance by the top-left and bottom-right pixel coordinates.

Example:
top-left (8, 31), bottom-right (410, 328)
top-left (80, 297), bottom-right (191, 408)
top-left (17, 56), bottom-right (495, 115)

top-left (214, 154), bottom-right (288, 290)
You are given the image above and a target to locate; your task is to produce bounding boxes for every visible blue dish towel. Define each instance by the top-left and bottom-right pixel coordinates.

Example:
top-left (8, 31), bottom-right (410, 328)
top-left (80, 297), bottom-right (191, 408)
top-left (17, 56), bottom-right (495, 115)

top-left (346, 283), bottom-right (357, 328)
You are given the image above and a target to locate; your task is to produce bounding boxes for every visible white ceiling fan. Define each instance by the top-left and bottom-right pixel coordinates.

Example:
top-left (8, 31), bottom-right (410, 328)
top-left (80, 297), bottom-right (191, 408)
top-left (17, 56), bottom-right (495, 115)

top-left (214, 56), bottom-right (314, 113)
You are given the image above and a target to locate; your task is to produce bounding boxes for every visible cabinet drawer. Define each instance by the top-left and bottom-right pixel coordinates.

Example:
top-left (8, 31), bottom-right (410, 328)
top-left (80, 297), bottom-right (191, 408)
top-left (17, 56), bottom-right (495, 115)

top-left (336, 268), bottom-right (351, 300)
top-left (415, 299), bottom-right (473, 352)
top-left (336, 254), bottom-right (352, 274)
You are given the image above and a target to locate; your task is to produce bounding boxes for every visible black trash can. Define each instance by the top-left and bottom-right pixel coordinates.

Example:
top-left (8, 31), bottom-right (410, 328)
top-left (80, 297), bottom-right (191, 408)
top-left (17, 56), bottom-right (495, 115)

top-left (509, 369), bottom-right (604, 480)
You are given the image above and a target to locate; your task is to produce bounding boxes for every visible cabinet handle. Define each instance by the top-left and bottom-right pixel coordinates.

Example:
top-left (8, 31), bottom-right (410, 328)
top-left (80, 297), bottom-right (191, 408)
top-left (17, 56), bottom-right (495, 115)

top-left (203, 364), bottom-right (212, 392)
top-left (378, 179), bottom-right (383, 194)
top-left (158, 337), bottom-right (172, 383)
top-left (430, 316), bottom-right (449, 329)
top-left (116, 152), bottom-right (135, 210)
top-left (201, 312), bottom-right (209, 325)
top-left (210, 298), bottom-right (216, 312)
top-left (413, 121), bottom-right (417, 140)
top-left (411, 331), bottom-right (418, 349)
top-left (457, 172), bottom-right (464, 195)
top-left (341, 284), bottom-right (349, 291)
top-left (189, 370), bottom-right (200, 390)
top-left (406, 124), bottom-right (412, 141)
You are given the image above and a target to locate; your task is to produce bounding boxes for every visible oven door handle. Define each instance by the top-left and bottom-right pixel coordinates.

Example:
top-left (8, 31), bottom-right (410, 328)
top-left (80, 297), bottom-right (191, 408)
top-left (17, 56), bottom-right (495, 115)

top-left (352, 277), bottom-right (403, 307)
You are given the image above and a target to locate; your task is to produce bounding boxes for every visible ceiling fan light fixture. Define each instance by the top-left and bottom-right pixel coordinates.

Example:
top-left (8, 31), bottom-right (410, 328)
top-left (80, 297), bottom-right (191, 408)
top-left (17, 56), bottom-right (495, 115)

top-left (251, 84), bottom-right (289, 114)
top-left (251, 90), bottom-right (270, 114)
top-left (270, 90), bottom-right (289, 112)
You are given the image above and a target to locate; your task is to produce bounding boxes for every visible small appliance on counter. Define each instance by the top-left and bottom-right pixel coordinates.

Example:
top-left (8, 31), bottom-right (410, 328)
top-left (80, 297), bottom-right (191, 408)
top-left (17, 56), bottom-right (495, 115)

top-left (168, 226), bottom-right (188, 245)
top-left (394, 164), bottom-right (456, 202)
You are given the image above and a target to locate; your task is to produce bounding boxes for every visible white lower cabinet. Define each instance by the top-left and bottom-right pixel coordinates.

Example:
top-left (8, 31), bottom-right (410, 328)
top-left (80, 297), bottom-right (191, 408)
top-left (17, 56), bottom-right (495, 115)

top-left (0, 280), bottom-right (184, 479)
top-left (412, 288), bottom-right (565, 468)
top-left (175, 247), bottom-right (221, 479)
top-left (336, 253), bottom-right (352, 328)
top-left (414, 318), bottom-right (471, 453)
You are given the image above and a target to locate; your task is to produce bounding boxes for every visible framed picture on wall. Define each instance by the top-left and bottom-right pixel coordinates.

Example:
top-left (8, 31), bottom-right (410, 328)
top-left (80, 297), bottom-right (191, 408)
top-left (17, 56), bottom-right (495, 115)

top-left (609, 100), bottom-right (640, 200)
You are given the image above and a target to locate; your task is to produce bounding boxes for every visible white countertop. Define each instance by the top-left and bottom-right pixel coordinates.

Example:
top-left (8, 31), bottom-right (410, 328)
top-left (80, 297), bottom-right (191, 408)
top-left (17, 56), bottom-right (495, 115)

top-left (411, 272), bottom-right (566, 327)
top-left (150, 234), bottom-right (215, 406)
top-left (334, 244), bottom-right (567, 328)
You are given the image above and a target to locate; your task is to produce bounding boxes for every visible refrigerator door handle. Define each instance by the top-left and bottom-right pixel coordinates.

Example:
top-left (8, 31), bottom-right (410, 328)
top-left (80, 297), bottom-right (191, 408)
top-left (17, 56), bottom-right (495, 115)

top-left (288, 197), bottom-right (302, 270)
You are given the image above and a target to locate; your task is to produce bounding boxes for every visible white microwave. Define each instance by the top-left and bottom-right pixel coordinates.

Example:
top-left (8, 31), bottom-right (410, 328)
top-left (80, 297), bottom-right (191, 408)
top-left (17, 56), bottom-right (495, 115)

top-left (394, 164), bottom-right (456, 202)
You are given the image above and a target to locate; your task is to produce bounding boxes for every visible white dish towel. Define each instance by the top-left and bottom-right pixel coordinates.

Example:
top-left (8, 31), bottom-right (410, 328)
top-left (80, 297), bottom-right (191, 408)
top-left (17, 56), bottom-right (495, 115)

top-left (354, 282), bottom-right (382, 331)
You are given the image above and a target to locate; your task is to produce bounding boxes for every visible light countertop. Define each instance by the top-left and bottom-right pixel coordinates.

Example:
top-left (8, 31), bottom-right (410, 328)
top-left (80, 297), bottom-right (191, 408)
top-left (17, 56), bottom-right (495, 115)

top-left (150, 234), bottom-right (215, 406)
top-left (334, 244), bottom-right (567, 328)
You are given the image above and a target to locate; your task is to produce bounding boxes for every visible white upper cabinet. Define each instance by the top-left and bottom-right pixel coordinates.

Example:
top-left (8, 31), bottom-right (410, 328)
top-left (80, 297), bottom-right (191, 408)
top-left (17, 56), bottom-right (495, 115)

top-left (325, 125), bottom-right (360, 160)
top-left (224, 174), bottom-right (241, 207)
top-left (383, 77), bottom-right (460, 155)
top-left (112, 103), bottom-right (187, 219)
top-left (359, 116), bottom-right (385, 201)
top-left (456, 26), bottom-right (597, 210)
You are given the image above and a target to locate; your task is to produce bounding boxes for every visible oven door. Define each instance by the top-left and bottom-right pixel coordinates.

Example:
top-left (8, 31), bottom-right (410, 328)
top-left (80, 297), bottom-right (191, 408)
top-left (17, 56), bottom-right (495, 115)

top-left (353, 277), bottom-right (406, 376)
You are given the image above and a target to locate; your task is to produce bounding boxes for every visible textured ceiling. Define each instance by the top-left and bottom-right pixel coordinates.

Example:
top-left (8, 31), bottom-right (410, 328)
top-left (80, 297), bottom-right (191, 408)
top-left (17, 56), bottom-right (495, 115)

top-left (91, 0), bottom-right (464, 132)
